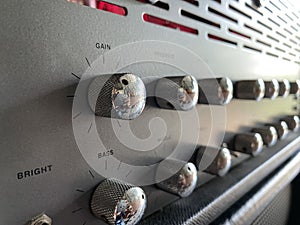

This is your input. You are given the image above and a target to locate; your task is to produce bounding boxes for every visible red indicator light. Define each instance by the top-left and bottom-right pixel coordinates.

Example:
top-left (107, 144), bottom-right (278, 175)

top-left (143, 14), bottom-right (198, 35)
top-left (97, 1), bottom-right (127, 16)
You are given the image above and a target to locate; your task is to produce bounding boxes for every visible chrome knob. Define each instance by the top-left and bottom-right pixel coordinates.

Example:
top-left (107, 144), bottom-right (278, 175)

top-left (155, 75), bottom-right (198, 111)
top-left (234, 79), bottom-right (265, 101)
top-left (278, 79), bottom-right (290, 98)
top-left (156, 161), bottom-right (197, 197)
top-left (198, 77), bottom-right (233, 105)
top-left (264, 79), bottom-right (279, 99)
top-left (234, 133), bottom-right (264, 156)
top-left (280, 115), bottom-right (300, 131)
top-left (90, 178), bottom-right (146, 225)
top-left (290, 80), bottom-right (300, 96)
top-left (266, 121), bottom-right (289, 140)
top-left (196, 147), bottom-right (231, 177)
top-left (252, 126), bottom-right (278, 147)
top-left (88, 73), bottom-right (146, 120)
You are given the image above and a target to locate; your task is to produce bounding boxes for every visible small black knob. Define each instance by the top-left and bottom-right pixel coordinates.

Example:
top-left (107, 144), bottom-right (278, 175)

top-left (280, 115), bottom-right (300, 131)
top-left (278, 79), bottom-right (290, 97)
top-left (264, 79), bottom-right (279, 99)
top-left (266, 121), bottom-right (289, 140)
top-left (234, 133), bottom-right (264, 156)
top-left (234, 79), bottom-right (265, 101)
top-left (252, 126), bottom-right (278, 147)
top-left (290, 80), bottom-right (300, 96)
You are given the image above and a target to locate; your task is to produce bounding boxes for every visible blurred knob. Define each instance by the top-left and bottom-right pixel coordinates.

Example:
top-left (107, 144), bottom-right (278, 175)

top-left (290, 80), bottom-right (300, 96)
top-left (280, 115), bottom-right (300, 131)
top-left (234, 79), bottom-right (265, 101)
top-left (90, 178), bottom-right (146, 225)
top-left (156, 161), bottom-right (197, 197)
top-left (252, 126), bottom-right (278, 147)
top-left (234, 133), bottom-right (264, 156)
top-left (88, 73), bottom-right (146, 120)
top-left (264, 79), bottom-right (279, 99)
top-left (196, 147), bottom-right (231, 177)
top-left (278, 79), bottom-right (290, 98)
top-left (198, 77), bottom-right (233, 105)
top-left (155, 75), bottom-right (198, 111)
top-left (266, 121), bottom-right (289, 140)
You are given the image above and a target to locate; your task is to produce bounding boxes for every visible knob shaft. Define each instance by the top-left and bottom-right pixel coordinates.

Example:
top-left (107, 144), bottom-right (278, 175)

top-left (155, 75), bottom-right (198, 111)
top-left (280, 115), bottom-right (300, 131)
top-left (278, 79), bottom-right (290, 97)
top-left (252, 126), bottom-right (278, 147)
top-left (88, 73), bottom-right (146, 120)
top-left (234, 133), bottom-right (264, 156)
top-left (156, 161), bottom-right (197, 197)
top-left (290, 80), bottom-right (300, 96)
top-left (196, 147), bottom-right (231, 177)
top-left (90, 178), bottom-right (146, 225)
top-left (266, 121), bottom-right (289, 140)
top-left (234, 79), bottom-right (265, 101)
top-left (198, 77), bottom-right (233, 105)
top-left (264, 79), bottom-right (279, 99)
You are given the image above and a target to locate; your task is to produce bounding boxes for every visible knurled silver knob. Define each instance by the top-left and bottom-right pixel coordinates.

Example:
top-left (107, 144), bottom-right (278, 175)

top-left (234, 133), bottom-right (264, 156)
top-left (266, 121), bottom-right (289, 140)
top-left (234, 79), bottom-right (265, 101)
top-left (155, 75), bottom-right (199, 111)
top-left (196, 147), bottom-right (231, 177)
top-left (198, 77), bottom-right (233, 105)
top-left (156, 161), bottom-right (197, 197)
top-left (252, 126), bottom-right (278, 147)
top-left (90, 178), bottom-right (146, 225)
top-left (278, 79), bottom-right (290, 98)
top-left (88, 73), bottom-right (146, 120)
top-left (290, 80), bottom-right (300, 96)
top-left (264, 79), bottom-right (279, 100)
top-left (280, 115), bottom-right (300, 132)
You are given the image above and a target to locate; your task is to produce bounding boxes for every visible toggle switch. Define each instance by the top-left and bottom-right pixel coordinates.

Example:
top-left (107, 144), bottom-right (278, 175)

top-left (88, 73), bottom-right (146, 120)
top-left (90, 178), bottom-right (146, 225)
top-left (196, 147), bottom-right (231, 177)
top-left (280, 115), bottom-right (300, 132)
top-left (234, 133), bottom-right (264, 156)
top-left (278, 79), bottom-right (290, 98)
top-left (155, 75), bottom-right (198, 111)
top-left (198, 77), bottom-right (233, 105)
top-left (264, 79), bottom-right (279, 99)
top-left (155, 161), bottom-right (197, 197)
top-left (266, 121), bottom-right (289, 140)
top-left (252, 126), bottom-right (278, 147)
top-left (290, 80), bottom-right (300, 96)
top-left (234, 79), bottom-right (265, 101)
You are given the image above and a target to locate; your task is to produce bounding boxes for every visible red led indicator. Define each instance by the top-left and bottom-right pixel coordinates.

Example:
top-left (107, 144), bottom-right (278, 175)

top-left (97, 1), bottom-right (127, 16)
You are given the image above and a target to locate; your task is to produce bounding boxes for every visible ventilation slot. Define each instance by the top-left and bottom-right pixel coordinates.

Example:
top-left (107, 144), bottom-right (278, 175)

top-left (208, 7), bottom-right (238, 23)
top-left (284, 28), bottom-right (292, 35)
top-left (291, 26), bottom-right (298, 32)
top-left (244, 24), bottom-right (262, 34)
top-left (285, 14), bottom-right (294, 21)
top-left (292, 12), bottom-right (299, 19)
top-left (245, 3), bottom-right (263, 16)
top-left (283, 43), bottom-right (292, 49)
top-left (208, 34), bottom-right (237, 46)
top-left (228, 28), bottom-right (251, 39)
top-left (138, 0), bottom-right (169, 10)
top-left (295, 48), bottom-right (300, 53)
top-left (143, 14), bottom-right (198, 35)
top-left (270, 1), bottom-right (281, 10)
top-left (278, 0), bottom-right (288, 9)
top-left (268, 18), bottom-right (280, 27)
top-left (277, 16), bottom-right (287, 24)
top-left (295, 61), bottom-right (300, 65)
top-left (229, 5), bottom-right (252, 19)
top-left (289, 52), bottom-right (296, 57)
top-left (258, 21), bottom-right (272, 30)
top-left (276, 31), bottom-right (286, 38)
top-left (296, 36), bottom-right (300, 41)
top-left (182, 0), bottom-right (199, 6)
top-left (211, 0), bottom-right (222, 4)
top-left (264, 7), bottom-right (272, 13)
top-left (256, 39), bottom-right (271, 47)
top-left (266, 52), bottom-right (279, 58)
top-left (283, 57), bottom-right (291, 61)
top-left (267, 35), bottom-right (279, 42)
top-left (290, 39), bottom-right (297, 45)
top-left (181, 10), bottom-right (220, 28)
top-left (275, 47), bottom-right (285, 53)
top-left (243, 45), bottom-right (262, 53)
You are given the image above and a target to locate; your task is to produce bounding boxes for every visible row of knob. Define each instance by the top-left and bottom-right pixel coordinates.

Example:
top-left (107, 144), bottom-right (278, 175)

top-left (88, 73), bottom-right (300, 120)
top-left (89, 114), bottom-right (300, 225)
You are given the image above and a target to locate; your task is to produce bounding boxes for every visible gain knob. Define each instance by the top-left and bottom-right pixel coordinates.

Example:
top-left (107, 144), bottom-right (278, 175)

top-left (266, 121), bottom-right (289, 140)
top-left (280, 115), bottom-right (300, 132)
top-left (155, 75), bottom-right (198, 111)
top-left (278, 79), bottom-right (290, 98)
top-left (234, 79), bottom-right (265, 101)
top-left (252, 126), bottom-right (278, 147)
top-left (290, 80), bottom-right (300, 96)
top-left (90, 178), bottom-right (146, 225)
top-left (234, 133), bottom-right (264, 156)
top-left (88, 73), bottom-right (146, 120)
top-left (264, 79), bottom-right (279, 99)
top-left (198, 77), bottom-right (233, 105)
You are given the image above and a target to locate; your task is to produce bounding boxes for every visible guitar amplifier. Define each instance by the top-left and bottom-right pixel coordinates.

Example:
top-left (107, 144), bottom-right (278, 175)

top-left (1, 0), bottom-right (300, 225)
